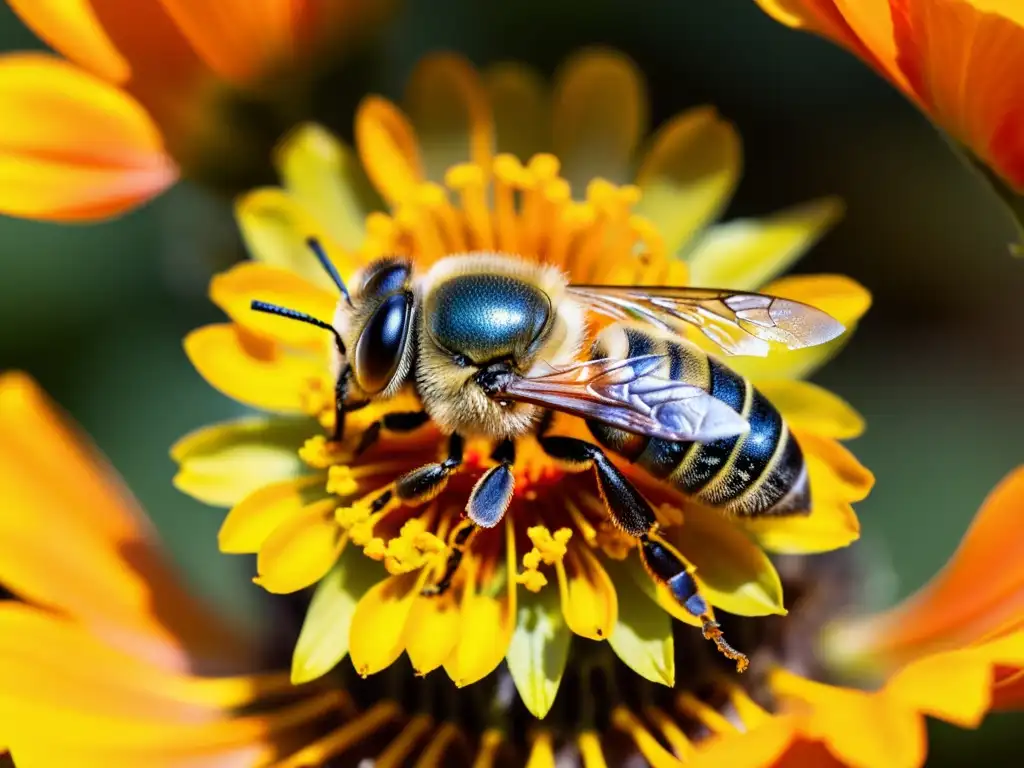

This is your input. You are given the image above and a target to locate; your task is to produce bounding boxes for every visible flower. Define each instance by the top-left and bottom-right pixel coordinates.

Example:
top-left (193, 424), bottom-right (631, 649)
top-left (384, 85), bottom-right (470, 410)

top-left (0, 0), bottom-right (391, 222)
top-left (753, 0), bottom-right (1024, 249)
top-left (5, 372), bottom-right (1022, 767)
top-left (174, 49), bottom-right (874, 716)
top-left (690, 465), bottom-right (1024, 768)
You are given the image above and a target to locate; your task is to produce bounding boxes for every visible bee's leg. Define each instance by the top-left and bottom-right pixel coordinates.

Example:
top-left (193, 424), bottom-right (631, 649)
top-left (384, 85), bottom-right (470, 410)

top-left (538, 435), bottom-right (748, 672)
top-left (393, 433), bottom-right (464, 505)
top-left (423, 440), bottom-right (516, 597)
top-left (351, 410), bottom-right (430, 457)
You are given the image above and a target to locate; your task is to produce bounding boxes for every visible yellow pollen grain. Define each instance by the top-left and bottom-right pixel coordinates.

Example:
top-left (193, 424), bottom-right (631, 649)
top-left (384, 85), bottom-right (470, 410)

top-left (516, 526), bottom-right (573, 593)
top-left (299, 436), bottom-right (346, 469)
top-left (363, 537), bottom-right (387, 560)
top-left (327, 466), bottom-right (360, 496)
top-left (377, 519), bottom-right (447, 575)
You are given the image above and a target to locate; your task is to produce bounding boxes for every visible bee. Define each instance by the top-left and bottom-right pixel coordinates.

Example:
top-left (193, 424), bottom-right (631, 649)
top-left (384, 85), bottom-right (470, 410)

top-left (253, 239), bottom-right (845, 671)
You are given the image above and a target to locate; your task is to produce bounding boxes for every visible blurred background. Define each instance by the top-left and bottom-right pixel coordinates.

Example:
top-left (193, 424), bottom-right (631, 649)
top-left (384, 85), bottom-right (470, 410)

top-left (1, 0), bottom-right (1021, 763)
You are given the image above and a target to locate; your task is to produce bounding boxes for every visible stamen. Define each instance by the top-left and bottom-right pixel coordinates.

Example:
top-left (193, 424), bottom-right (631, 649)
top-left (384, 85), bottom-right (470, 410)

top-left (269, 701), bottom-right (401, 768)
top-left (375, 713), bottom-right (434, 768)
top-left (676, 691), bottom-right (740, 735)
top-left (445, 163), bottom-right (494, 249)
top-left (629, 215), bottom-right (671, 282)
top-left (526, 730), bottom-right (556, 766)
top-left (611, 707), bottom-right (683, 768)
top-left (516, 526), bottom-right (573, 592)
top-left (493, 154), bottom-right (528, 252)
top-left (701, 618), bottom-right (750, 673)
top-left (378, 518), bottom-right (447, 575)
top-left (300, 436), bottom-right (348, 469)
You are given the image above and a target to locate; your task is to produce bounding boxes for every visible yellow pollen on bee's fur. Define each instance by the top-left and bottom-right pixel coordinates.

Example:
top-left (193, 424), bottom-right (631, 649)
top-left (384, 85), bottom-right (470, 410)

top-left (359, 152), bottom-right (676, 284)
top-left (516, 525), bottom-right (573, 593)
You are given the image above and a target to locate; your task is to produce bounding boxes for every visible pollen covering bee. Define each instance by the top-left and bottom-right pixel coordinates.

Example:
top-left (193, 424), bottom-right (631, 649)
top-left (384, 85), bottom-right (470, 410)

top-left (253, 239), bottom-right (846, 671)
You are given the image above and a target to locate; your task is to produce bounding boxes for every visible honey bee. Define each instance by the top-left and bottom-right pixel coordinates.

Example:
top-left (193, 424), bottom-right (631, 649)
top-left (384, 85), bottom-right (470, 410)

top-left (253, 239), bottom-right (845, 671)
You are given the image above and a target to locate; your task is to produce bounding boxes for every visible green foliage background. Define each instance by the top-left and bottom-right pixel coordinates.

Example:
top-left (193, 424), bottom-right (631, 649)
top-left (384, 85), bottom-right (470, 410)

top-left (1, 1), bottom-right (1021, 763)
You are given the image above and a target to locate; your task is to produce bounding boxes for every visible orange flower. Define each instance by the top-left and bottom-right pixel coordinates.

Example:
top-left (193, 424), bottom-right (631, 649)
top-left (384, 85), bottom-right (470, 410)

top-left (0, 0), bottom-right (390, 222)
top-left (690, 465), bottom-right (1024, 768)
top-left (754, 1), bottom-right (1024, 242)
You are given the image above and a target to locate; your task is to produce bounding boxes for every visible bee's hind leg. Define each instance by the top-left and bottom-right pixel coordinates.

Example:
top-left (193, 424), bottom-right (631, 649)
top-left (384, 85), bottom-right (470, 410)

top-left (422, 440), bottom-right (517, 597)
top-left (537, 435), bottom-right (748, 672)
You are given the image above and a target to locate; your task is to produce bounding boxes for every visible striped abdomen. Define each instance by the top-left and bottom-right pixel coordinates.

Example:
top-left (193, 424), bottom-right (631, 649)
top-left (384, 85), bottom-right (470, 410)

top-left (587, 325), bottom-right (810, 517)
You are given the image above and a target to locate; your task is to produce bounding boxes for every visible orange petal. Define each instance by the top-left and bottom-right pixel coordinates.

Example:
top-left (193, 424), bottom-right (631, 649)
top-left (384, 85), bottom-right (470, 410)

top-left (158, 0), bottom-right (304, 86)
top-left (687, 714), bottom-right (799, 768)
top-left (349, 571), bottom-right (422, 676)
top-left (551, 48), bottom-right (647, 189)
top-left (355, 96), bottom-right (424, 205)
top-left (0, 53), bottom-right (176, 221)
top-left (0, 373), bottom-right (238, 665)
top-left (483, 62), bottom-right (551, 160)
top-left (210, 262), bottom-right (337, 350)
top-left (7, 0), bottom-right (129, 82)
top-left (403, 53), bottom-right (493, 182)
top-left (854, 466), bottom-right (1024, 663)
top-left (184, 323), bottom-right (328, 414)
top-left (900, 0), bottom-right (1024, 190)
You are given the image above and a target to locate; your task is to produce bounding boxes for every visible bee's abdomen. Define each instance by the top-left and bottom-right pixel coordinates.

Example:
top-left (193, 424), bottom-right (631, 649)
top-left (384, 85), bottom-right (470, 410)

top-left (586, 325), bottom-right (810, 517)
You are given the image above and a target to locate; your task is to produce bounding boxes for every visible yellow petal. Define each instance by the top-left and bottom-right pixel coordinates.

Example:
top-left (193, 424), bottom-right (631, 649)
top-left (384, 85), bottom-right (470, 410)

top-left (603, 558), bottom-right (675, 686)
top-left (557, 545), bottom-right (618, 640)
top-left (685, 714), bottom-right (799, 768)
top-left (404, 53), bottom-right (493, 182)
top-left (483, 62), bottom-right (551, 160)
top-left (634, 106), bottom-right (741, 254)
top-left (355, 96), bottom-right (424, 205)
top-left (210, 262), bottom-right (337, 349)
top-left (7, 0), bottom-right (129, 82)
top-left (235, 186), bottom-right (362, 291)
top-left (443, 526), bottom-right (518, 687)
top-left (883, 646), bottom-right (997, 728)
top-left (255, 499), bottom-right (342, 594)
top-left (687, 198), bottom-right (844, 290)
top-left (349, 571), bottom-right (421, 676)
top-left (219, 475), bottom-right (326, 553)
top-left (404, 596), bottom-right (461, 676)
top-left (292, 546), bottom-right (383, 683)
top-left (758, 379), bottom-right (865, 439)
top-left (275, 123), bottom-right (375, 252)
top-left (184, 323), bottom-right (327, 414)
top-left (725, 274), bottom-right (872, 381)
top-left (552, 48), bottom-right (647, 189)
top-left (158, 0), bottom-right (300, 86)
top-left (619, 547), bottom-right (701, 627)
top-left (506, 578), bottom-right (571, 718)
top-left (741, 433), bottom-right (869, 554)
top-left (672, 506), bottom-right (786, 617)
top-left (171, 417), bottom-right (313, 507)
top-left (0, 53), bottom-right (175, 221)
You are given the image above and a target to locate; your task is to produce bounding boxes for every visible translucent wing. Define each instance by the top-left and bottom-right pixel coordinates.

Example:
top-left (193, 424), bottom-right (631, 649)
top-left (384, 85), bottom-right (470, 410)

top-left (568, 284), bottom-right (845, 356)
top-left (484, 355), bottom-right (749, 442)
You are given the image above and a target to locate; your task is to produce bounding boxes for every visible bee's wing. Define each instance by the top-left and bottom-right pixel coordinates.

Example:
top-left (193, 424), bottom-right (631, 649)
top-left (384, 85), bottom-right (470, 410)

top-left (494, 355), bottom-right (749, 442)
top-left (568, 285), bottom-right (845, 357)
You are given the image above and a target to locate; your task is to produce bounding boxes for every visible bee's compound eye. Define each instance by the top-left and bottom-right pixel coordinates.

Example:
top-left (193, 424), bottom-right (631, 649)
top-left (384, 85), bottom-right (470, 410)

top-left (354, 292), bottom-right (411, 394)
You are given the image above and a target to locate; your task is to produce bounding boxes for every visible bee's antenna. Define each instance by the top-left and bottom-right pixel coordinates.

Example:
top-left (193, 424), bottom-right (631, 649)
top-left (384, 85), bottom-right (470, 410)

top-left (306, 237), bottom-right (353, 307)
top-left (251, 300), bottom-right (345, 355)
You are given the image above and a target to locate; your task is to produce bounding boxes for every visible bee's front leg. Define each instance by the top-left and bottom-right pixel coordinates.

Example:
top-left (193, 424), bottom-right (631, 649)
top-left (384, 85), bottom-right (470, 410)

top-left (422, 440), bottom-right (516, 597)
